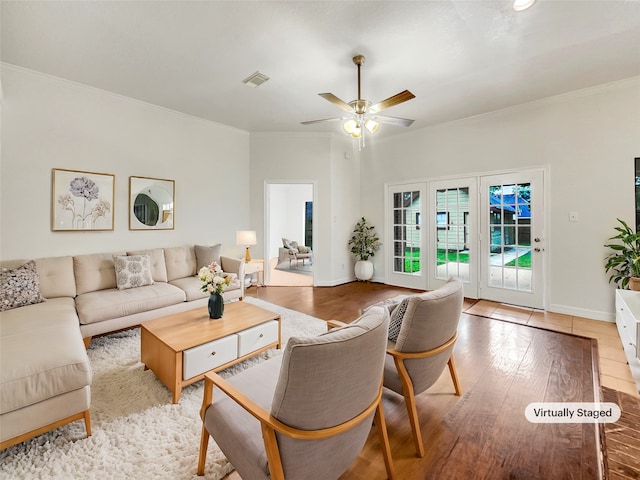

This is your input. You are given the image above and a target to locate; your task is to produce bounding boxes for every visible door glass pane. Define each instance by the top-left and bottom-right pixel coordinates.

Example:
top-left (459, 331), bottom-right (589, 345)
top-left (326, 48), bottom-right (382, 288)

top-left (393, 190), bottom-right (421, 275)
top-left (436, 187), bottom-right (470, 282)
top-left (487, 183), bottom-right (532, 292)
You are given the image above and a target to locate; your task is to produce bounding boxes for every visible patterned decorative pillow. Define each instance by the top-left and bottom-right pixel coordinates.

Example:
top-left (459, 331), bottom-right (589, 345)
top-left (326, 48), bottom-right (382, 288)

top-left (0, 260), bottom-right (46, 311)
top-left (388, 297), bottom-right (411, 343)
top-left (113, 254), bottom-right (154, 290)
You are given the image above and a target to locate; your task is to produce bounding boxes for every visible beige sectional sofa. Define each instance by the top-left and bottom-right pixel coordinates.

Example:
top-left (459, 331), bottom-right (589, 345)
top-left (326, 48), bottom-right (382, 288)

top-left (0, 244), bottom-right (244, 449)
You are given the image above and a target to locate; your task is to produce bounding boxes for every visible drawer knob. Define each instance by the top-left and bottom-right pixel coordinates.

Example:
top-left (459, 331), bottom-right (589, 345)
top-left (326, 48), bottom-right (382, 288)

top-left (259, 333), bottom-right (264, 338)
top-left (210, 351), bottom-right (217, 356)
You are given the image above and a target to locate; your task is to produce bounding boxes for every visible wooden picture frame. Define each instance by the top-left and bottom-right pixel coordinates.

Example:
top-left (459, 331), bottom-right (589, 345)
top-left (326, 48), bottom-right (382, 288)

top-left (129, 176), bottom-right (175, 230)
top-left (51, 168), bottom-right (115, 231)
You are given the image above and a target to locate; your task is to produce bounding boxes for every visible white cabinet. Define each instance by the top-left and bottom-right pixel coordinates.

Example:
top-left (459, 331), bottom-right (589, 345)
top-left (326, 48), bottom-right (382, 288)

top-left (237, 320), bottom-right (279, 356)
top-left (182, 320), bottom-right (279, 380)
top-left (183, 335), bottom-right (238, 380)
top-left (615, 289), bottom-right (640, 391)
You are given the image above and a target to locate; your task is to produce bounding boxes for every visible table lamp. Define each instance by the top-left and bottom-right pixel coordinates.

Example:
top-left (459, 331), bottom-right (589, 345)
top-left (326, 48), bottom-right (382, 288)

top-left (236, 230), bottom-right (257, 263)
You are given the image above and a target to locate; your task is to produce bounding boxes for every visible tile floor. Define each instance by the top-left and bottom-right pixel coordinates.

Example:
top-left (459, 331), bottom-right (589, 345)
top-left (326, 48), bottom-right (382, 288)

top-left (464, 299), bottom-right (640, 398)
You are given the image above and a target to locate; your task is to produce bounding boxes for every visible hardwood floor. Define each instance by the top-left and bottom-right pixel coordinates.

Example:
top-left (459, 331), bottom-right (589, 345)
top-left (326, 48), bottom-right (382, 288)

top-left (241, 283), bottom-right (607, 480)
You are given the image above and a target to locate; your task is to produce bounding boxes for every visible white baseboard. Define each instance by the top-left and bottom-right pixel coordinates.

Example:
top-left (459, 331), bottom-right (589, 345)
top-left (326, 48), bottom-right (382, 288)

top-left (547, 304), bottom-right (615, 322)
top-left (314, 276), bottom-right (353, 287)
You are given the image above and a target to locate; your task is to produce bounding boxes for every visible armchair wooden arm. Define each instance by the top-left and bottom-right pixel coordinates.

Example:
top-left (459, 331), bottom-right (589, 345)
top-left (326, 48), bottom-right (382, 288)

top-left (198, 371), bottom-right (396, 479)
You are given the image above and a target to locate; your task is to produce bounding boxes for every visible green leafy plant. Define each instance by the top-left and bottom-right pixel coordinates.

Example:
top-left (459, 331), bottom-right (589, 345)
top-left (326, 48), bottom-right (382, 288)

top-left (604, 218), bottom-right (640, 289)
top-left (348, 217), bottom-right (381, 261)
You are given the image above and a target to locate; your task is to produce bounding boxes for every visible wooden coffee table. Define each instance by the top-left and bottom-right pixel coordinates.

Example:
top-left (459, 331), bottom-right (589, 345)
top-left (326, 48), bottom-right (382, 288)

top-left (141, 301), bottom-right (281, 403)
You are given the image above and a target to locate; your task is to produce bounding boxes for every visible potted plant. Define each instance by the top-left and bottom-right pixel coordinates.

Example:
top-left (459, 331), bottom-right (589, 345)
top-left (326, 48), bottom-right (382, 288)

top-left (348, 217), bottom-right (381, 281)
top-left (604, 218), bottom-right (640, 291)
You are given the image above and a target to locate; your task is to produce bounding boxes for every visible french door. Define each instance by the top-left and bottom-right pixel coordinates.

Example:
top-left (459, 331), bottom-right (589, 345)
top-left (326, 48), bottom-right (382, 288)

top-left (386, 170), bottom-right (545, 309)
top-left (479, 170), bottom-right (545, 309)
top-left (385, 183), bottom-right (427, 290)
top-left (428, 178), bottom-right (478, 298)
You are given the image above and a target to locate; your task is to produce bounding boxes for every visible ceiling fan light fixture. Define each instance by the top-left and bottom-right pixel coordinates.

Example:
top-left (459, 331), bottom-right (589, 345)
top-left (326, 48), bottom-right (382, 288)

top-left (350, 126), bottom-right (362, 138)
top-left (365, 119), bottom-right (379, 134)
top-left (343, 118), bottom-right (358, 134)
top-left (513, 0), bottom-right (536, 11)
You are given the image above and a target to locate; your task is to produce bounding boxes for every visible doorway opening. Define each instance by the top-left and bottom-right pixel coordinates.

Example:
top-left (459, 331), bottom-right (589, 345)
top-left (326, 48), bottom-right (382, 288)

top-left (265, 182), bottom-right (315, 286)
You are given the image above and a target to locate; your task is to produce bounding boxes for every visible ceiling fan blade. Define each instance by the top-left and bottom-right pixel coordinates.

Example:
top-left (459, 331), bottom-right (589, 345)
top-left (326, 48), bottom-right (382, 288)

top-left (319, 93), bottom-right (354, 113)
top-left (372, 115), bottom-right (415, 127)
top-left (301, 117), bottom-right (345, 125)
top-left (369, 90), bottom-right (416, 113)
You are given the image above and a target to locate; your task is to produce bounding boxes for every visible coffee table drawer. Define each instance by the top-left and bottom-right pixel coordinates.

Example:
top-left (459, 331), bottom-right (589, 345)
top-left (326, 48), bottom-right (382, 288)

top-left (183, 335), bottom-right (238, 380)
top-left (238, 320), bottom-right (279, 357)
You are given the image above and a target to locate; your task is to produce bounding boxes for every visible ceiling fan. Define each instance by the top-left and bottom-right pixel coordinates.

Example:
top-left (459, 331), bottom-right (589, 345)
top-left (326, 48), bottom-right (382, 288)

top-left (301, 54), bottom-right (416, 148)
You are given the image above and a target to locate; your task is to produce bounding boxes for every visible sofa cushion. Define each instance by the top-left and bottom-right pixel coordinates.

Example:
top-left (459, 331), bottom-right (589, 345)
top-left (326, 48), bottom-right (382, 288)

top-left (34, 256), bottom-right (76, 298)
top-left (114, 254), bottom-right (154, 290)
top-left (0, 261), bottom-right (46, 311)
top-left (127, 248), bottom-right (168, 283)
top-left (74, 252), bottom-right (124, 295)
top-left (0, 298), bottom-right (91, 415)
top-left (75, 283), bottom-right (186, 325)
top-left (170, 273), bottom-right (241, 302)
top-left (195, 244), bottom-right (221, 270)
top-left (164, 246), bottom-right (197, 282)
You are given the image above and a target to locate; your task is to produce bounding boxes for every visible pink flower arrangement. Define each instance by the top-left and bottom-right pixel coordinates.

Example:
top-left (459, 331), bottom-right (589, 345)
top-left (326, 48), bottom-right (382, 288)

top-left (198, 261), bottom-right (231, 295)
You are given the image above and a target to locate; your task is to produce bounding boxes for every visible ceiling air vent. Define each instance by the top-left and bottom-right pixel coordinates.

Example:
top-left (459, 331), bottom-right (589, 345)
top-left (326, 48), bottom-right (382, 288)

top-left (242, 71), bottom-right (270, 88)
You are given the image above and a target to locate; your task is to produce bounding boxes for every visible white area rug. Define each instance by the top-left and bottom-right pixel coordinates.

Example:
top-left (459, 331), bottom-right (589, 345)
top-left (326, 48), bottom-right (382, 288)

top-left (0, 298), bottom-right (327, 480)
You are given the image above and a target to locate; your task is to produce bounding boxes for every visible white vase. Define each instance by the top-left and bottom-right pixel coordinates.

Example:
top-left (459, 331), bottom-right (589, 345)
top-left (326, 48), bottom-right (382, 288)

top-left (354, 260), bottom-right (374, 281)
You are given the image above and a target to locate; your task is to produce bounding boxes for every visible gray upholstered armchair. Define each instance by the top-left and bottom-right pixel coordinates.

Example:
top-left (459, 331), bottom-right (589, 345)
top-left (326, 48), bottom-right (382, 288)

top-left (281, 237), bottom-right (313, 268)
top-left (383, 277), bottom-right (464, 457)
top-left (197, 306), bottom-right (395, 480)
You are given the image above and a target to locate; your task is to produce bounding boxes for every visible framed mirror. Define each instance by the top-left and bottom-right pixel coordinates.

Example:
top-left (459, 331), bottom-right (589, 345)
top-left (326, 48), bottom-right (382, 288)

top-left (129, 176), bottom-right (175, 230)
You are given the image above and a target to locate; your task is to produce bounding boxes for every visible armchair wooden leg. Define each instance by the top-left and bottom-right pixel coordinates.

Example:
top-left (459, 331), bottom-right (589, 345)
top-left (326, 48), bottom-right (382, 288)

top-left (83, 410), bottom-right (92, 437)
top-left (448, 356), bottom-right (462, 396)
top-left (261, 424), bottom-right (285, 480)
top-left (374, 402), bottom-right (396, 480)
top-left (403, 388), bottom-right (425, 458)
top-left (394, 358), bottom-right (425, 458)
top-left (197, 425), bottom-right (210, 476)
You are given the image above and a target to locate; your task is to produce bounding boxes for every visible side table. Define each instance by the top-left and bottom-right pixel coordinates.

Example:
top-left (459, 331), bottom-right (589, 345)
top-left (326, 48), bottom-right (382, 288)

top-left (244, 259), bottom-right (264, 287)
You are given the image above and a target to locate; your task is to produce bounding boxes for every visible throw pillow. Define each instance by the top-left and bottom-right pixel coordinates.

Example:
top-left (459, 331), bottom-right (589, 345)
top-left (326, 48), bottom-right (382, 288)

top-left (195, 244), bottom-right (222, 269)
top-left (388, 297), bottom-right (411, 343)
top-left (282, 238), bottom-right (292, 249)
top-left (113, 254), bottom-right (154, 290)
top-left (127, 248), bottom-right (168, 282)
top-left (290, 241), bottom-right (299, 249)
top-left (0, 260), bottom-right (46, 311)
top-left (297, 245), bottom-right (310, 254)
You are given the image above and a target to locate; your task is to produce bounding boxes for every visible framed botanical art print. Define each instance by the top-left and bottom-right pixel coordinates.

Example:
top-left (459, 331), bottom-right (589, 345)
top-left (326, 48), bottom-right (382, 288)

top-left (129, 176), bottom-right (175, 230)
top-left (51, 168), bottom-right (115, 231)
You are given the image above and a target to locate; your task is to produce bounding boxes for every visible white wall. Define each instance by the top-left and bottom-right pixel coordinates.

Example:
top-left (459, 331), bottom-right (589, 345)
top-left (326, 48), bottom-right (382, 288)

top-left (250, 132), bottom-right (360, 286)
top-left (361, 78), bottom-right (640, 320)
top-left (0, 65), bottom-right (251, 260)
top-left (4, 63), bottom-right (637, 320)
top-left (268, 183), bottom-right (313, 259)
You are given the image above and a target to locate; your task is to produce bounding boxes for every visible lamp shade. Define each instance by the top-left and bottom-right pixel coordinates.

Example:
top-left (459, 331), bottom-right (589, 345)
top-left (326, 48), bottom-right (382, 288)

top-left (236, 230), bottom-right (257, 246)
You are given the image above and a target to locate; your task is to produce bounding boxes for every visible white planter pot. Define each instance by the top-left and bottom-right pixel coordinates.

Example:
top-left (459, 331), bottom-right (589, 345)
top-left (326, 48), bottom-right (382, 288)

top-left (354, 260), bottom-right (374, 281)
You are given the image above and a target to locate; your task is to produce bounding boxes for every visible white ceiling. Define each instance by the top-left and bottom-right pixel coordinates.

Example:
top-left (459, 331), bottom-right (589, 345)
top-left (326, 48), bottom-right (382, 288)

top-left (2, 1), bottom-right (640, 138)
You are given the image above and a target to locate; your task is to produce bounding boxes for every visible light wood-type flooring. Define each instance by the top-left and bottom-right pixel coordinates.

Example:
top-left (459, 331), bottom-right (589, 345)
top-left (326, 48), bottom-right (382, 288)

top-left (208, 282), bottom-right (639, 480)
